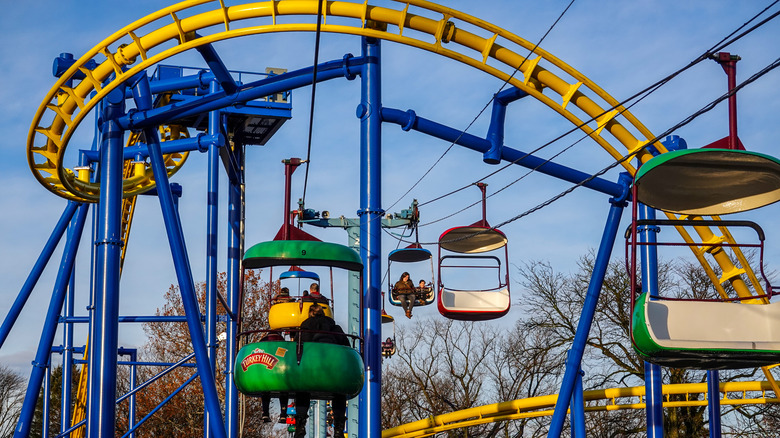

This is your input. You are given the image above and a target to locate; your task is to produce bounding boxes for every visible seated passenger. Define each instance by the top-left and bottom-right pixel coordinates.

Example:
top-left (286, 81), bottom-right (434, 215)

top-left (272, 287), bottom-right (295, 305)
top-left (394, 272), bottom-right (416, 318)
top-left (293, 303), bottom-right (349, 437)
top-left (301, 282), bottom-right (328, 305)
top-left (417, 279), bottom-right (432, 301)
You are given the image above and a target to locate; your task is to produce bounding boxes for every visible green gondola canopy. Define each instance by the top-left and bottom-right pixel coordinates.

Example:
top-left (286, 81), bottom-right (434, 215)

top-left (635, 148), bottom-right (780, 216)
top-left (244, 240), bottom-right (363, 271)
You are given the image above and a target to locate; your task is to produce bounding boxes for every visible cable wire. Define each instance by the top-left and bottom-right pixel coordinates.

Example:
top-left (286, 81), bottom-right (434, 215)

top-left (415, 2), bottom-right (780, 225)
top-left (301, 0), bottom-right (325, 206)
top-left (384, 0), bottom-right (578, 212)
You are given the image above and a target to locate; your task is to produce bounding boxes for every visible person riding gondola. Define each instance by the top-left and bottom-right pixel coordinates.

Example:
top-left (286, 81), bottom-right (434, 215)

top-left (394, 272), bottom-right (416, 318)
top-left (293, 303), bottom-right (349, 437)
top-left (301, 282), bottom-right (328, 305)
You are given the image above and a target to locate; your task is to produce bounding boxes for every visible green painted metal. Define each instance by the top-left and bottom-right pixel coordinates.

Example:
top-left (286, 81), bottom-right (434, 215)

top-left (631, 293), bottom-right (780, 369)
top-left (234, 341), bottom-right (364, 399)
top-left (243, 240), bottom-right (362, 271)
top-left (635, 148), bottom-right (780, 215)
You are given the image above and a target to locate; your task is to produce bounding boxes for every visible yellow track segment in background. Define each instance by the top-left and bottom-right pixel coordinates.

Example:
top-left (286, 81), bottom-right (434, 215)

top-left (382, 380), bottom-right (780, 438)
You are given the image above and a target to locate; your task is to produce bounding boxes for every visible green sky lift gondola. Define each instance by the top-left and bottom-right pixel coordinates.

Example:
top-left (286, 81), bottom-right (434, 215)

top-left (630, 148), bottom-right (780, 369)
top-left (237, 240), bottom-right (364, 399)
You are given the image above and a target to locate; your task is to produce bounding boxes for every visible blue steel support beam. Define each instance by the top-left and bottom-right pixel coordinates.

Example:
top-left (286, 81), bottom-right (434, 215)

top-left (14, 202), bottom-right (89, 438)
top-left (204, 79), bottom-right (222, 438)
top-left (61, 221), bottom-right (78, 435)
top-left (195, 40), bottom-right (238, 94)
top-left (639, 204), bottom-right (664, 438)
top-left (485, 87), bottom-right (529, 164)
top-left (381, 107), bottom-right (623, 198)
top-left (547, 173), bottom-right (631, 438)
top-left (119, 55), bottom-right (364, 131)
top-left (358, 36), bottom-right (383, 438)
top-left (0, 201), bottom-right (79, 349)
top-left (570, 369), bottom-right (585, 438)
top-left (708, 370), bottom-right (722, 438)
top-left (86, 83), bottom-right (127, 438)
top-left (135, 70), bottom-right (227, 438)
top-left (224, 141), bottom-right (244, 438)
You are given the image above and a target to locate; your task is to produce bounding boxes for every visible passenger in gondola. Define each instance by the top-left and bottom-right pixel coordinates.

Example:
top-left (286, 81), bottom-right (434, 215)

top-left (394, 272), bottom-right (416, 318)
top-left (417, 279), bottom-right (431, 301)
top-left (293, 303), bottom-right (349, 437)
top-left (272, 287), bottom-right (295, 305)
top-left (258, 330), bottom-right (289, 423)
top-left (301, 282), bottom-right (328, 304)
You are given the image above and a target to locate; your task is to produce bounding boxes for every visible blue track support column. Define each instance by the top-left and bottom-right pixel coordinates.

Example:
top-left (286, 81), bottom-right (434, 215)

top-left (547, 173), bottom-right (630, 438)
top-left (639, 204), bottom-right (664, 438)
top-left (14, 202), bottom-right (88, 438)
top-left (224, 141), bottom-right (244, 438)
top-left (61, 222), bottom-right (78, 435)
top-left (707, 370), bottom-right (722, 438)
top-left (346, 224), bottom-right (361, 438)
top-left (0, 201), bottom-right (79, 349)
top-left (204, 79), bottom-right (221, 438)
top-left (86, 84), bottom-right (127, 438)
top-left (570, 368), bottom-right (585, 438)
top-left (144, 131), bottom-right (227, 438)
top-left (358, 36), bottom-right (383, 438)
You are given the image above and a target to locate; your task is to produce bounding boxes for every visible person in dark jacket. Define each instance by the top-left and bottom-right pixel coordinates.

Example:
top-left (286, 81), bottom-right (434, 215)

top-left (394, 272), bottom-right (416, 318)
top-left (293, 304), bottom-right (349, 437)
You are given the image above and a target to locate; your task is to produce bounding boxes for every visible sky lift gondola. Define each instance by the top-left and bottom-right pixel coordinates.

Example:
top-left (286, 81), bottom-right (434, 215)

top-left (629, 147), bottom-right (780, 369)
top-left (388, 244), bottom-right (435, 308)
top-left (235, 240), bottom-right (364, 399)
top-left (270, 269), bottom-right (333, 329)
top-left (437, 183), bottom-right (510, 321)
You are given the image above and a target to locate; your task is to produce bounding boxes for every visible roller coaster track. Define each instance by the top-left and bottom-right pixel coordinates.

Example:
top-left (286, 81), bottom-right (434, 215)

top-left (382, 379), bottom-right (780, 437)
top-left (28, 1), bottom-right (779, 432)
top-left (28, 0), bottom-right (769, 298)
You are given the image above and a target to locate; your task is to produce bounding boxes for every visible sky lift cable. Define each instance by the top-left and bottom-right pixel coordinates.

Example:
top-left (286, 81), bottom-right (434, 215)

top-left (383, 0), bottom-right (578, 213)
top-left (415, 2), bottom-right (780, 224)
top-left (490, 56), bottom-right (780, 231)
top-left (392, 55), bottom-right (780, 247)
top-left (301, 0), bottom-right (325, 206)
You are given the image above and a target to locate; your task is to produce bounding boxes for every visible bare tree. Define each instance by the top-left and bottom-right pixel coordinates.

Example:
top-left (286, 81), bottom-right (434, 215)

top-left (0, 364), bottom-right (25, 438)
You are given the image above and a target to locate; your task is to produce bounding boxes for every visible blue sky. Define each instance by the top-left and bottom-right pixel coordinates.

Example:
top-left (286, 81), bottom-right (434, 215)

top-left (1, 0), bottom-right (779, 372)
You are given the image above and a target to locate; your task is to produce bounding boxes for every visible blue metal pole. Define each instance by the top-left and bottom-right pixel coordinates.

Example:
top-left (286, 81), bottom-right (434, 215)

top-left (14, 203), bottom-right (89, 438)
top-left (380, 107), bottom-right (623, 198)
top-left (346, 224), bottom-right (361, 438)
top-left (547, 173), bottom-right (630, 438)
top-left (570, 368), bottom-right (585, 438)
top-left (86, 84), bottom-right (126, 438)
top-left (707, 370), bottom-right (722, 438)
top-left (43, 364), bottom-right (50, 438)
top-left (358, 36), bottom-right (383, 438)
top-left (204, 79), bottom-right (221, 438)
top-left (639, 204), bottom-right (664, 438)
top-left (61, 220), bottom-right (78, 435)
top-left (131, 71), bottom-right (226, 438)
top-left (129, 350), bottom-right (137, 438)
top-left (224, 142), bottom-right (244, 438)
top-left (144, 126), bottom-right (227, 438)
top-left (0, 201), bottom-right (79, 349)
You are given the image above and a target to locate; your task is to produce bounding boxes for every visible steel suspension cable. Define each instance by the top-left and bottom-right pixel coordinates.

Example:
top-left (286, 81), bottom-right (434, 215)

top-left (301, 0), bottom-right (325, 206)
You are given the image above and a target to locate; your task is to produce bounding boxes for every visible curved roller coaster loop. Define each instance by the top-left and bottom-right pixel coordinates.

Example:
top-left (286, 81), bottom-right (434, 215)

top-left (29, 0), bottom-right (668, 203)
top-left (383, 380), bottom-right (780, 438)
top-left (21, 1), bottom-right (780, 437)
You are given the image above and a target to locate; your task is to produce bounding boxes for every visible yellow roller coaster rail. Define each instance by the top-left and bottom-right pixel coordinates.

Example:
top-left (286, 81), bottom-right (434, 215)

top-left (28, 1), bottom-right (779, 431)
top-left (29, 0), bottom-right (767, 301)
top-left (382, 380), bottom-right (780, 438)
